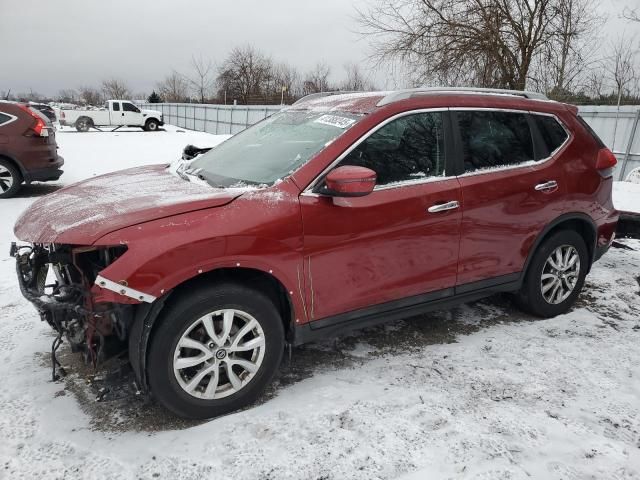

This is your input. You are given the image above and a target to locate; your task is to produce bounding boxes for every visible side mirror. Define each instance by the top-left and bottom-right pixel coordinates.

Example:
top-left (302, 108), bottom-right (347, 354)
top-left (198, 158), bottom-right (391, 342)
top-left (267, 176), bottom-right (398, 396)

top-left (324, 166), bottom-right (377, 197)
top-left (182, 144), bottom-right (213, 160)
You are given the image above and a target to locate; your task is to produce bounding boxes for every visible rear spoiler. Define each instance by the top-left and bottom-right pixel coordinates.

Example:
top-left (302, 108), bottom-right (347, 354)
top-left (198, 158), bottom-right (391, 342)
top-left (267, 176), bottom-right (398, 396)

top-left (564, 103), bottom-right (579, 115)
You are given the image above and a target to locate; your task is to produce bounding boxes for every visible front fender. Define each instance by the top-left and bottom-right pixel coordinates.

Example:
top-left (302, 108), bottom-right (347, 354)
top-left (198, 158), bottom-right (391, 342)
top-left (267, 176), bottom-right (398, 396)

top-left (91, 181), bottom-right (308, 322)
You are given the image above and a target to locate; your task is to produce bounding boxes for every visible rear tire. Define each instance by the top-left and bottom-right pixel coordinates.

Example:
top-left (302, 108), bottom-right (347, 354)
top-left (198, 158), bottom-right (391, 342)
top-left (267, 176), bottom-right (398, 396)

top-left (75, 117), bottom-right (91, 132)
top-left (516, 230), bottom-right (589, 317)
top-left (144, 119), bottom-right (159, 131)
top-left (0, 158), bottom-right (22, 198)
top-left (147, 282), bottom-right (285, 419)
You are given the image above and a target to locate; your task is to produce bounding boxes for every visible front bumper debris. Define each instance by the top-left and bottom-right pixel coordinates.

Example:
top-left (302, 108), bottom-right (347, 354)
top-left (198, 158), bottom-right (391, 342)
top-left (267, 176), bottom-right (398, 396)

top-left (11, 242), bottom-right (133, 381)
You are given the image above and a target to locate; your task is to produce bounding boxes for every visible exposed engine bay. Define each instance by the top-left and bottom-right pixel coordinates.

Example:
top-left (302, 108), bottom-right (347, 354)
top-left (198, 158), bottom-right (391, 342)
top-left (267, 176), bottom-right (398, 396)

top-left (11, 242), bottom-right (134, 381)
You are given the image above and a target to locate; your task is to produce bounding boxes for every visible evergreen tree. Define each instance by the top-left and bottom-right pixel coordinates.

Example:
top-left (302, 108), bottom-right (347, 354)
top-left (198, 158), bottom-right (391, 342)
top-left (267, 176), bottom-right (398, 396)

top-left (148, 90), bottom-right (161, 103)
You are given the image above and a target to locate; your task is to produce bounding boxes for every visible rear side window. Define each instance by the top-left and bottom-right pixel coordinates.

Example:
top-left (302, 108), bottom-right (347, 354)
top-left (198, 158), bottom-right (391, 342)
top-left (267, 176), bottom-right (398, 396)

top-left (338, 111), bottom-right (446, 186)
top-left (0, 112), bottom-right (11, 126)
top-left (534, 115), bottom-right (569, 154)
top-left (457, 111), bottom-right (534, 173)
top-left (112, 102), bottom-right (120, 111)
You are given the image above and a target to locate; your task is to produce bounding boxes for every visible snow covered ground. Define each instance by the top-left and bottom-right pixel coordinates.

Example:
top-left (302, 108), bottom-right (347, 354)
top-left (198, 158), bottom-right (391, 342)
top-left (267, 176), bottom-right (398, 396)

top-left (614, 181), bottom-right (640, 214)
top-left (1, 126), bottom-right (640, 479)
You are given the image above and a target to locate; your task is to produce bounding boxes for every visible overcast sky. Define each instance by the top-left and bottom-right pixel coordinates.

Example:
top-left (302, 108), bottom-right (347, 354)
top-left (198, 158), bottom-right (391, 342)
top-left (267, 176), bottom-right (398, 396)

top-left (0, 0), bottom-right (638, 97)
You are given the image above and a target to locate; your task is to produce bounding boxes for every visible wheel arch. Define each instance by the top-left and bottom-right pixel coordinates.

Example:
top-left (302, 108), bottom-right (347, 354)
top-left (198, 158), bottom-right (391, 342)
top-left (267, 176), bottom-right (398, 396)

top-left (170, 267), bottom-right (296, 339)
top-left (523, 213), bottom-right (597, 277)
top-left (0, 153), bottom-right (26, 178)
top-left (128, 266), bottom-right (297, 394)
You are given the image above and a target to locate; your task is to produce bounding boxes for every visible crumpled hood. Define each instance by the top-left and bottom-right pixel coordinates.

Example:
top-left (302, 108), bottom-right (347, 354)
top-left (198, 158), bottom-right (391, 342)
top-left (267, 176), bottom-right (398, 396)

top-left (14, 165), bottom-right (241, 244)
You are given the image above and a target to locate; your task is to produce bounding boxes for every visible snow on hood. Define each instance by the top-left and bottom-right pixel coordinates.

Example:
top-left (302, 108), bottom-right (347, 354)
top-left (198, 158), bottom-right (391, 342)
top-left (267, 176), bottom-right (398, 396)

top-left (14, 165), bottom-right (242, 245)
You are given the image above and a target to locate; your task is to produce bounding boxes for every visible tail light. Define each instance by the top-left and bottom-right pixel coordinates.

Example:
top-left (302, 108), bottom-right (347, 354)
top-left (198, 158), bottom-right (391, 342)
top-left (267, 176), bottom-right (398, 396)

top-left (17, 104), bottom-right (49, 137)
top-left (60, 111), bottom-right (65, 120)
top-left (596, 148), bottom-right (617, 178)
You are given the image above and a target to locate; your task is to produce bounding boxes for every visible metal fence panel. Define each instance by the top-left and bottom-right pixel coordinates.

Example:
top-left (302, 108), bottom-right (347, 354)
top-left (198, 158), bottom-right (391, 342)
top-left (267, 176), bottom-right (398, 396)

top-left (137, 102), bottom-right (282, 136)
top-left (578, 106), bottom-right (640, 180)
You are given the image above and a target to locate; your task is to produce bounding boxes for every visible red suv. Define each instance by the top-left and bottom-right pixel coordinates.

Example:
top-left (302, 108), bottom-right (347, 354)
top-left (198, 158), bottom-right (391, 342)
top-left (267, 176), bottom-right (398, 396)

top-left (12, 88), bottom-right (618, 418)
top-left (0, 101), bottom-right (63, 198)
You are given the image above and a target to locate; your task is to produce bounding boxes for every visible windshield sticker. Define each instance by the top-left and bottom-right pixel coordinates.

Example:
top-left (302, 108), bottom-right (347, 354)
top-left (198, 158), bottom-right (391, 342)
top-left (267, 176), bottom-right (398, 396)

top-left (314, 114), bottom-right (356, 129)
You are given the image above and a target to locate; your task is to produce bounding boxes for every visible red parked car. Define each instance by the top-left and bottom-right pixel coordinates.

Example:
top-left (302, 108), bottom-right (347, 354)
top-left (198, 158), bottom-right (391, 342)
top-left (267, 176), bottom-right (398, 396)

top-left (0, 101), bottom-right (63, 198)
top-left (12, 88), bottom-right (618, 419)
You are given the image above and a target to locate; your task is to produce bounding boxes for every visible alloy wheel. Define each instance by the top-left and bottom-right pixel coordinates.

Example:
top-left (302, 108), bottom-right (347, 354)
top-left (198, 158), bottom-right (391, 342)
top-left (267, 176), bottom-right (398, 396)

top-left (173, 309), bottom-right (266, 400)
top-left (0, 165), bottom-right (14, 192)
top-left (540, 244), bottom-right (581, 304)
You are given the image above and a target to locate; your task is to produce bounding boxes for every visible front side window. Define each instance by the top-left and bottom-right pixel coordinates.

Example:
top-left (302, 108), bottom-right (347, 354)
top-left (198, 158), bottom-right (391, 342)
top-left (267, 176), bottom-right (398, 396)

top-left (336, 111), bottom-right (445, 186)
top-left (123, 102), bottom-right (140, 113)
top-left (189, 110), bottom-right (361, 186)
top-left (457, 111), bottom-right (534, 173)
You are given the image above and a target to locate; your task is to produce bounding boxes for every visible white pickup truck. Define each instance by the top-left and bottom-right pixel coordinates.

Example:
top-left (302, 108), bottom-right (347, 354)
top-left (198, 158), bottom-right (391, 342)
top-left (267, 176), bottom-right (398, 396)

top-left (59, 100), bottom-right (164, 132)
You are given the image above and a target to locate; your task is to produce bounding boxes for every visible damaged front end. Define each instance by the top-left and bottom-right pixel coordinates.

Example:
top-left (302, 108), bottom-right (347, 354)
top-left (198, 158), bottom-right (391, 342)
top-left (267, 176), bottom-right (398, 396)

top-left (11, 242), bottom-right (135, 381)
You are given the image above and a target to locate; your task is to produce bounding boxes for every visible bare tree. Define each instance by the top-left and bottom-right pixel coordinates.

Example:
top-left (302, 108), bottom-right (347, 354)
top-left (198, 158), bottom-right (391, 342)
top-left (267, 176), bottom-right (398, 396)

top-left (585, 66), bottom-right (606, 98)
top-left (156, 71), bottom-right (190, 102)
top-left (531, 0), bottom-right (602, 98)
top-left (216, 45), bottom-right (273, 104)
top-left (606, 35), bottom-right (637, 104)
top-left (357, 0), bottom-right (564, 90)
top-left (78, 86), bottom-right (102, 106)
top-left (303, 62), bottom-right (332, 94)
top-left (101, 78), bottom-right (130, 99)
top-left (58, 89), bottom-right (78, 103)
top-left (623, 7), bottom-right (639, 23)
top-left (341, 62), bottom-right (373, 91)
top-left (270, 62), bottom-right (300, 103)
top-left (186, 55), bottom-right (215, 103)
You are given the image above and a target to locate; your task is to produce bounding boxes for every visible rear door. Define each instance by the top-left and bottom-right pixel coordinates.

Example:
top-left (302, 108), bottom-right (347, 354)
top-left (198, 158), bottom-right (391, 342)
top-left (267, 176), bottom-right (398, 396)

top-left (452, 109), bottom-right (568, 287)
top-left (110, 101), bottom-right (124, 125)
top-left (300, 110), bottom-right (462, 321)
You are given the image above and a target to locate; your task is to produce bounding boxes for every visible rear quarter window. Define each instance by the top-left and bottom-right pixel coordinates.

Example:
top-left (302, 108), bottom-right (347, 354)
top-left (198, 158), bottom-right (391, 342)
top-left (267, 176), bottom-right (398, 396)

top-left (0, 112), bottom-right (11, 125)
top-left (576, 116), bottom-right (605, 148)
top-left (534, 115), bottom-right (569, 154)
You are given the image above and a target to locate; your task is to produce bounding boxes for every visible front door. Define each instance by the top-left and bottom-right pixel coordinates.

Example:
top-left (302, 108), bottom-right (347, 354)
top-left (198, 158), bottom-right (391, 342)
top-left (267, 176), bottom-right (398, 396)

top-left (300, 110), bottom-right (462, 321)
top-left (121, 102), bottom-right (143, 126)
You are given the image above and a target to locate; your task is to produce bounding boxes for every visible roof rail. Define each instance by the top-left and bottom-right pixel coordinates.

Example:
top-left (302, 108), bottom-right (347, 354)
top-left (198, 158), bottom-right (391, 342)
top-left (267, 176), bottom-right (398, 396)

top-left (292, 91), bottom-right (360, 106)
top-left (377, 87), bottom-right (548, 106)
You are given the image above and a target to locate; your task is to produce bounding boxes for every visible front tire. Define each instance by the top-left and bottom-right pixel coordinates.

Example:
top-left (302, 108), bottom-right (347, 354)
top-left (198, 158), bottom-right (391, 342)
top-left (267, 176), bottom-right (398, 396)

top-left (144, 119), bottom-right (159, 131)
top-left (0, 158), bottom-right (22, 198)
top-left (147, 283), bottom-right (285, 419)
top-left (516, 230), bottom-right (589, 317)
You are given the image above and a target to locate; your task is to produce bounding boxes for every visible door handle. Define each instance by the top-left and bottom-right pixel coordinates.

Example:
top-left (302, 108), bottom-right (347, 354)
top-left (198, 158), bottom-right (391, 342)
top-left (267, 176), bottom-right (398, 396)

top-left (534, 180), bottom-right (558, 191)
top-left (428, 200), bottom-right (460, 213)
